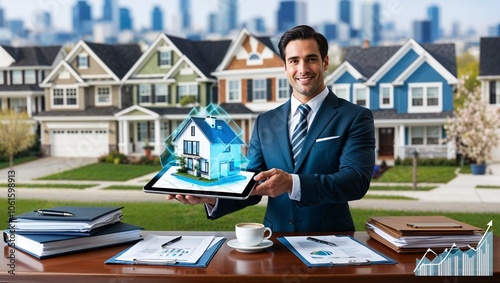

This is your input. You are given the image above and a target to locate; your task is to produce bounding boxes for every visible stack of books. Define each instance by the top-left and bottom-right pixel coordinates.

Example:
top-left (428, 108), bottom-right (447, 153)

top-left (4, 206), bottom-right (143, 259)
top-left (366, 216), bottom-right (483, 253)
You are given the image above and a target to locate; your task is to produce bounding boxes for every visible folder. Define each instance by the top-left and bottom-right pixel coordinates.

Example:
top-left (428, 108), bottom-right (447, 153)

top-left (105, 237), bottom-right (225, 268)
top-left (4, 222), bottom-right (143, 259)
top-left (11, 206), bottom-right (124, 234)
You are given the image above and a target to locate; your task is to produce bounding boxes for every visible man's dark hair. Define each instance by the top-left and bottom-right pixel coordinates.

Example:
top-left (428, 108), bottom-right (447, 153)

top-left (278, 25), bottom-right (329, 62)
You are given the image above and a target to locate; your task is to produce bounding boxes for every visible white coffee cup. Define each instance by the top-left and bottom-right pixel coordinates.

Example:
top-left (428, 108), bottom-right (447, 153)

top-left (235, 222), bottom-right (272, 247)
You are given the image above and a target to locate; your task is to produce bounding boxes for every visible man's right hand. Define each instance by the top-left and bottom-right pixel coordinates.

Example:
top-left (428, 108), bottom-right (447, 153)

top-left (166, 194), bottom-right (216, 206)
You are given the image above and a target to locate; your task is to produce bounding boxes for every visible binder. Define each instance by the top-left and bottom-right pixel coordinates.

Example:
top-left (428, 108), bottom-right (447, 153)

top-left (4, 222), bottom-right (143, 259)
top-left (11, 206), bottom-right (124, 234)
top-left (105, 237), bottom-right (226, 268)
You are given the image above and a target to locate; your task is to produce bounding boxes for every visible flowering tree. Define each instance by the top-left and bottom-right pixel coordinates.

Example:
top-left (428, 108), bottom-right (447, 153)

top-left (444, 76), bottom-right (500, 165)
top-left (0, 110), bottom-right (36, 168)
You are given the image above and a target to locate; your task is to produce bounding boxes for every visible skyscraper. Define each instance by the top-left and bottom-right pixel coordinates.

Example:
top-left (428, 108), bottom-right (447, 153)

top-left (218, 0), bottom-right (238, 35)
top-left (360, 1), bottom-right (381, 46)
top-left (277, 0), bottom-right (307, 33)
top-left (119, 7), bottom-right (133, 31)
top-left (72, 0), bottom-right (93, 37)
top-left (0, 6), bottom-right (5, 28)
top-left (102, 0), bottom-right (119, 33)
top-left (339, 0), bottom-right (351, 25)
top-left (427, 5), bottom-right (440, 42)
top-left (413, 20), bottom-right (432, 44)
top-left (152, 6), bottom-right (163, 31)
top-left (180, 0), bottom-right (191, 30)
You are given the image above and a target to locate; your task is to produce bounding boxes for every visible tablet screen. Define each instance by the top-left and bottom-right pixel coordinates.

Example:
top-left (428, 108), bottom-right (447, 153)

top-left (143, 165), bottom-right (259, 199)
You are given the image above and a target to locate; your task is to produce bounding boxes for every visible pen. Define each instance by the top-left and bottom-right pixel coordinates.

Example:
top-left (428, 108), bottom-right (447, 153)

top-left (34, 209), bottom-right (74, 217)
top-left (306, 236), bottom-right (338, 247)
top-left (161, 236), bottom-right (182, 247)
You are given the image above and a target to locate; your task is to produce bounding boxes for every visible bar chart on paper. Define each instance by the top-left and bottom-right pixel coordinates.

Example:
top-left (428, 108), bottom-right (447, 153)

top-left (414, 221), bottom-right (493, 276)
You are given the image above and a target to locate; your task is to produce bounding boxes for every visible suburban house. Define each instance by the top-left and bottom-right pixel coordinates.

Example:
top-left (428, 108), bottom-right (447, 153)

top-left (35, 40), bottom-right (143, 157)
top-left (212, 28), bottom-right (290, 146)
top-left (325, 39), bottom-right (458, 162)
top-left (478, 36), bottom-right (500, 162)
top-left (115, 33), bottom-right (232, 156)
top-left (172, 116), bottom-right (245, 180)
top-left (0, 45), bottom-right (65, 130)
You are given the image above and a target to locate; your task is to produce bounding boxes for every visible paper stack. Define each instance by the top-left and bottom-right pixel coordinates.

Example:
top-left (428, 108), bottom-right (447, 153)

top-left (4, 206), bottom-right (143, 259)
top-left (366, 216), bottom-right (483, 253)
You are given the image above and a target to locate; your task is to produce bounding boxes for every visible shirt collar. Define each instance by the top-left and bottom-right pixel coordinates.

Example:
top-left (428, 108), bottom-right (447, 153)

top-left (291, 87), bottom-right (329, 117)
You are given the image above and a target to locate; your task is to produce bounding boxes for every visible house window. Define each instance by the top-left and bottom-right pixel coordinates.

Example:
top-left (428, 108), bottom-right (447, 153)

top-left (183, 140), bottom-right (200, 155)
top-left (253, 79), bottom-right (267, 101)
top-left (379, 84), bottom-right (393, 108)
top-left (353, 84), bottom-right (369, 108)
top-left (410, 126), bottom-right (440, 145)
top-left (247, 53), bottom-right (263, 65)
top-left (332, 84), bottom-right (350, 101)
top-left (137, 122), bottom-right (155, 142)
top-left (52, 87), bottom-right (77, 107)
top-left (155, 84), bottom-right (168, 103)
top-left (12, 70), bottom-right (22, 84)
top-left (77, 54), bottom-right (89, 69)
top-left (191, 126), bottom-right (195, 136)
top-left (25, 70), bottom-right (36, 84)
top-left (228, 80), bottom-right (240, 102)
top-left (408, 83), bottom-right (442, 113)
top-left (158, 50), bottom-right (171, 67)
top-left (200, 159), bottom-right (209, 173)
top-left (278, 78), bottom-right (290, 100)
top-left (179, 83), bottom-right (198, 100)
top-left (139, 84), bottom-right (151, 103)
top-left (96, 86), bottom-right (111, 105)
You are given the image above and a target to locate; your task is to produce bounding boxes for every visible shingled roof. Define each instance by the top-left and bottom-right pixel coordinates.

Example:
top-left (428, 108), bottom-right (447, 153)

top-left (479, 37), bottom-right (500, 76)
top-left (1, 45), bottom-right (62, 67)
top-left (84, 41), bottom-right (143, 79)
top-left (344, 42), bottom-right (456, 79)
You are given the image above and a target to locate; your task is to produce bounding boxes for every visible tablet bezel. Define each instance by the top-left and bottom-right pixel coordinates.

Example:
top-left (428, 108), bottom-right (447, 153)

top-left (143, 165), bottom-right (259, 200)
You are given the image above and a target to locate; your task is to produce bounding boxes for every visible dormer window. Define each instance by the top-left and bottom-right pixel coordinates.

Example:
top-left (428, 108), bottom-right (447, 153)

top-left (247, 52), bottom-right (263, 65)
top-left (158, 49), bottom-right (172, 68)
top-left (77, 54), bottom-right (89, 69)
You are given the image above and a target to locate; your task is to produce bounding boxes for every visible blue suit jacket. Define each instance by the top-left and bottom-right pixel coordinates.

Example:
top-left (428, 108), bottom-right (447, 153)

top-left (208, 90), bottom-right (375, 232)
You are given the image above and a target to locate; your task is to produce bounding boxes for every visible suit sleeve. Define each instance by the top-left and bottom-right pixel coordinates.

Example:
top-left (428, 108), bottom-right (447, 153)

top-left (297, 107), bottom-right (375, 206)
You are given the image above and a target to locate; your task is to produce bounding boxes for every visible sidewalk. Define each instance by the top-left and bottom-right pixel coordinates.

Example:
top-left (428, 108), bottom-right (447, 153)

top-left (1, 158), bottom-right (500, 213)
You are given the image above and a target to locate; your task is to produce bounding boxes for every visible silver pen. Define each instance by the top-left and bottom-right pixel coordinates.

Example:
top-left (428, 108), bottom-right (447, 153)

top-left (306, 236), bottom-right (338, 247)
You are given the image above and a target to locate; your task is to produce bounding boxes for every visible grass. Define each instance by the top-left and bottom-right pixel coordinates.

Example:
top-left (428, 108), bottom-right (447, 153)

top-left (38, 163), bottom-right (160, 181)
top-left (0, 156), bottom-right (38, 170)
top-left (369, 185), bottom-right (436, 191)
top-left (376, 166), bottom-right (458, 183)
top-left (0, 183), bottom-right (94, 189)
top-left (3, 199), bottom-right (497, 233)
top-left (476, 185), bottom-right (500, 189)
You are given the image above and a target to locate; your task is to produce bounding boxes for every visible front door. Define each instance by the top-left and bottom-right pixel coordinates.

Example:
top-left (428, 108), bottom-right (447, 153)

top-left (378, 128), bottom-right (394, 157)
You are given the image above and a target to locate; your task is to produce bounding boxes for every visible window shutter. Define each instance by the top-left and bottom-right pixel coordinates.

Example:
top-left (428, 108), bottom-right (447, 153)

top-left (76, 56), bottom-right (80, 67)
top-left (176, 85), bottom-right (180, 104)
top-left (197, 85), bottom-right (200, 103)
top-left (247, 79), bottom-right (253, 101)
top-left (267, 78), bottom-right (272, 101)
top-left (157, 51), bottom-right (161, 66)
top-left (490, 81), bottom-right (496, 104)
top-left (168, 85), bottom-right (172, 104)
top-left (151, 84), bottom-right (156, 103)
top-left (87, 56), bottom-right (90, 68)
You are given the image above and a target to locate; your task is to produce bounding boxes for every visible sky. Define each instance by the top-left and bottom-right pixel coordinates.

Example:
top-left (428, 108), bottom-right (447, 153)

top-left (0, 0), bottom-right (499, 36)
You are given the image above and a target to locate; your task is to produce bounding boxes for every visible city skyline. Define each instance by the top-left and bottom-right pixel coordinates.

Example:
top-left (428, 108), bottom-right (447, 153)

top-left (1, 0), bottom-right (499, 37)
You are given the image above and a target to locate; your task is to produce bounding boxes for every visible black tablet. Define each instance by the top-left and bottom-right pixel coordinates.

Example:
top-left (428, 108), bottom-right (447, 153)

top-left (143, 165), bottom-right (259, 200)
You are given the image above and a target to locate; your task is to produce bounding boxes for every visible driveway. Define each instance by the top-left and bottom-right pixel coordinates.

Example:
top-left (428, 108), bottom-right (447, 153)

top-left (1, 157), bottom-right (98, 181)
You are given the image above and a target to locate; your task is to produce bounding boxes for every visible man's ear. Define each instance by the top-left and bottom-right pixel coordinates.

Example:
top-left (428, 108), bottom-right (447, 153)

top-left (323, 55), bottom-right (329, 71)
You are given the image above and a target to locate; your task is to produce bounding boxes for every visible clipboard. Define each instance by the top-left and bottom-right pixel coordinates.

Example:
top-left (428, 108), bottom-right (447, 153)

top-left (105, 237), bottom-right (225, 267)
top-left (278, 236), bottom-right (396, 267)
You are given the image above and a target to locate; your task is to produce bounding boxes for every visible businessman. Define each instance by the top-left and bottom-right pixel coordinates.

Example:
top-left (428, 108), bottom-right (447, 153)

top-left (167, 25), bottom-right (375, 232)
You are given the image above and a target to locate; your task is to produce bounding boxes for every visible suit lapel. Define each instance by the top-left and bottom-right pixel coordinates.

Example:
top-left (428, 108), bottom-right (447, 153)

top-left (275, 101), bottom-right (295, 172)
top-left (293, 91), bottom-right (339, 172)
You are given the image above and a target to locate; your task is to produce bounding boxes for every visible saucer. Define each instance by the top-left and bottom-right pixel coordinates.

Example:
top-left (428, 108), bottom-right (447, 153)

top-left (227, 239), bottom-right (273, 253)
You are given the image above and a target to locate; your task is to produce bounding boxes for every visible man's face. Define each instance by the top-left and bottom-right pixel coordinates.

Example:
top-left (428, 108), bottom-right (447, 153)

top-left (284, 38), bottom-right (329, 102)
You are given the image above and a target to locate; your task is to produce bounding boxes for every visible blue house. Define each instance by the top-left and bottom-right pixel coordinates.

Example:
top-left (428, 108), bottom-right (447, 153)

top-left (325, 39), bottom-right (458, 161)
top-left (172, 116), bottom-right (245, 180)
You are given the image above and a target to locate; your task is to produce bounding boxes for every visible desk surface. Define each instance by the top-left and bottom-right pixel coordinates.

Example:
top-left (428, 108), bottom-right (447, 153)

top-left (1, 231), bottom-right (499, 283)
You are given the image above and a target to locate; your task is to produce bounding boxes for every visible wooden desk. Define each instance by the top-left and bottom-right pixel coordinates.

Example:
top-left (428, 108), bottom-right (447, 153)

top-left (1, 231), bottom-right (499, 283)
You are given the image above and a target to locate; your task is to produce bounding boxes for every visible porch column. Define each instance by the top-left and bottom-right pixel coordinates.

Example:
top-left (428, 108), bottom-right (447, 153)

top-left (122, 120), bottom-right (130, 155)
top-left (26, 95), bottom-right (33, 117)
top-left (154, 119), bottom-right (161, 156)
top-left (398, 125), bottom-right (405, 159)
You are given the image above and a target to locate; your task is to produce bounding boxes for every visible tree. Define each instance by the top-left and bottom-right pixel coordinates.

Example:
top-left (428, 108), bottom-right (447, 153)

top-left (444, 76), bottom-right (500, 165)
top-left (0, 110), bottom-right (36, 168)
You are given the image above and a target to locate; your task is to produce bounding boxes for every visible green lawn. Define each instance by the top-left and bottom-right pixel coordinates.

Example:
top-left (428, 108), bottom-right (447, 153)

top-left (0, 183), bottom-right (94, 189)
top-left (0, 156), bottom-right (38, 170)
top-left (3, 199), bottom-right (497, 233)
top-left (38, 163), bottom-right (160, 181)
top-left (369, 185), bottom-right (436, 191)
top-left (376, 166), bottom-right (458, 183)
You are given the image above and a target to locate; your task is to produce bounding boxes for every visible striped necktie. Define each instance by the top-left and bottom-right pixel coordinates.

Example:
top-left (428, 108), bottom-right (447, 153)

top-left (291, 104), bottom-right (311, 166)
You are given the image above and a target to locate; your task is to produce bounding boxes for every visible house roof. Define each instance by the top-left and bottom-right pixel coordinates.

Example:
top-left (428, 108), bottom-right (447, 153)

top-left (1, 45), bottom-right (62, 67)
top-left (344, 42), bottom-right (456, 79)
top-left (83, 41), bottom-right (143, 79)
top-left (219, 103), bottom-right (255, 114)
top-left (34, 106), bottom-right (121, 117)
top-left (174, 116), bottom-right (244, 145)
top-left (0, 84), bottom-right (43, 92)
top-left (167, 35), bottom-right (231, 79)
top-left (373, 109), bottom-right (453, 120)
top-left (479, 37), bottom-right (500, 76)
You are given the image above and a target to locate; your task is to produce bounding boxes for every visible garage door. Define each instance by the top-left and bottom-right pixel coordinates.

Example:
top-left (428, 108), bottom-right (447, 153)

top-left (51, 129), bottom-right (109, 157)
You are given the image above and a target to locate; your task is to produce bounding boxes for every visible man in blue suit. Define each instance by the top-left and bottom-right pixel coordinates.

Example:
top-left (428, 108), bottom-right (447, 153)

top-left (168, 25), bottom-right (375, 232)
